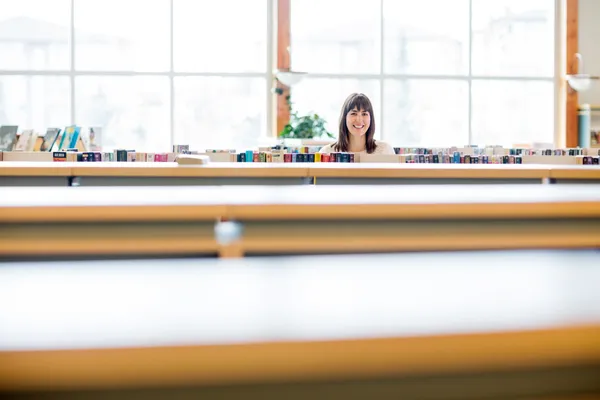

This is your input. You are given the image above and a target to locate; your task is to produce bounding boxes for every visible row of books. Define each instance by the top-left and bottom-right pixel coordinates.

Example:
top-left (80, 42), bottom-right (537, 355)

top-left (196, 151), bottom-right (600, 165)
top-left (2, 126), bottom-right (596, 160)
top-left (395, 147), bottom-right (599, 157)
top-left (217, 152), bottom-right (597, 165)
top-left (52, 151), bottom-right (176, 162)
top-left (2, 138), bottom-right (600, 165)
top-left (209, 150), bottom-right (522, 164)
top-left (0, 125), bottom-right (102, 153)
top-left (242, 144), bottom-right (600, 157)
top-left (2, 149), bottom-right (599, 165)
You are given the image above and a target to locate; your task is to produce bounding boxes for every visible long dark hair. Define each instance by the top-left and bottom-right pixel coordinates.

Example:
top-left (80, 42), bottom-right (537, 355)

top-left (332, 93), bottom-right (377, 153)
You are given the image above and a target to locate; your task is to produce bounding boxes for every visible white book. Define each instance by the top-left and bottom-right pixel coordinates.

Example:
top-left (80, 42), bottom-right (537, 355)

top-left (88, 127), bottom-right (102, 151)
top-left (14, 130), bottom-right (36, 151)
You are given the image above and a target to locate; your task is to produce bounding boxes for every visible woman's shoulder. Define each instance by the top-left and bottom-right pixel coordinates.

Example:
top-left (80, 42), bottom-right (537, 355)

top-left (374, 141), bottom-right (396, 154)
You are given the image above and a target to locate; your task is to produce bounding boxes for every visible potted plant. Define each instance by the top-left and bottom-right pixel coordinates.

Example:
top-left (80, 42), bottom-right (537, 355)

top-left (275, 90), bottom-right (334, 140)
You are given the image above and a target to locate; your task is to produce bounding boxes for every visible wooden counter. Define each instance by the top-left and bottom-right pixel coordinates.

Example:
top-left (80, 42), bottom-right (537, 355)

top-left (0, 249), bottom-right (599, 398)
top-left (549, 165), bottom-right (600, 181)
top-left (0, 162), bottom-right (311, 186)
top-left (0, 186), bottom-right (225, 258)
top-left (1, 185), bottom-right (599, 258)
top-left (2, 184), bottom-right (599, 222)
top-left (0, 163), bottom-right (73, 187)
top-left (71, 162), bottom-right (309, 178)
top-left (309, 163), bottom-right (551, 180)
top-left (224, 184), bottom-right (600, 220)
top-left (0, 163), bottom-right (72, 176)
top-left (1, 162), bottom-right (599, 186)
top-left (226, 185), bottom-right (600, 255)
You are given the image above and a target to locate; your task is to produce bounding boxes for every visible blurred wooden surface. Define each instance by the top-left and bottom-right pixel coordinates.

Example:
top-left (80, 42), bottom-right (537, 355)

top-left (549, 165), bottom-right (600, 180)
top-left (0, 162), bottom-right (598, 180)
top-left (1, 185), bottom-right (599, 257)
top-left (308, 163), bottom-right (551, 179)
top-left (0, 163), bottom-right (72, 176)
top-left (1, 185), bottom-right (599, 222)
top-left (0, 250), bottom-right (599, 397)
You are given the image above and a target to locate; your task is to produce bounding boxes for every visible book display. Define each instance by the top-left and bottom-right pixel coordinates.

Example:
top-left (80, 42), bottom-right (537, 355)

top-left (1, 141), bottom-right (599, 165)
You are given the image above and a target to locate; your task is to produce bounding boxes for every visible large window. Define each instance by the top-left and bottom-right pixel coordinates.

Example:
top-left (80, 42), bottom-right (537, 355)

top-left (0, 0), bottom-right (268, 151)
top-left (0, 0), bottom-right (557, 149)
top-left (291, 0), bottom-right (555, 147)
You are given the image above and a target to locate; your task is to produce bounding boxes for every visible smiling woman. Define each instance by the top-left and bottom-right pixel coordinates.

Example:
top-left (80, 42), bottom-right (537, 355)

top-left (319, 93), bottom-right (395, 155)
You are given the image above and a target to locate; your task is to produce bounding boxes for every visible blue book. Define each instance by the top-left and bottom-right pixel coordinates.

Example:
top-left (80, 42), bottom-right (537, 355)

top-left (57, 125), bottom-right (81, 150)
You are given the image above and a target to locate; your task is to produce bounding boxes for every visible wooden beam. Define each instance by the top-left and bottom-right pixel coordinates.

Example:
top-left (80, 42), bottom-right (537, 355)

top-left (276, 0), bottom-right (291, 136)
top-left (566, 0), bottom-right (579, 148)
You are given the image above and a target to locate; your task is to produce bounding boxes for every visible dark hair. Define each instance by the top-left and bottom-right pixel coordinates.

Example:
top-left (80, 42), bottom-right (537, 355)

top-left (333, 93), bottom-right (377, 154)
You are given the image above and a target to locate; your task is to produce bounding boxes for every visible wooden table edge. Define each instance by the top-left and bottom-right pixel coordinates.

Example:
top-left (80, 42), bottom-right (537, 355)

top-left (0, 205), bottom-right (226, 223)
top-left (227, 202), bottom-right (600, 220)
top-left (0, 324), bottom-right (598, 391)
top-left (70, 166), bottom-right (311, 178)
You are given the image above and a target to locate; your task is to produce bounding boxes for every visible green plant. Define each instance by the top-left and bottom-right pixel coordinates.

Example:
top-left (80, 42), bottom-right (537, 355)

top-left (277, 93), bottom-right (334, 139)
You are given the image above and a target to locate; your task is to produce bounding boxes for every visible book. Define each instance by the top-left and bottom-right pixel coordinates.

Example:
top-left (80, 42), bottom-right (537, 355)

top-left (87, 127), bottom-right (102, 151)
top-left (14, 129), bottom-right (36, 151)
top-left (176, 154), bottom-right (209, 165)
top-left (40, 128), bottom-right (61, 152)
top-left (0, 125), bottom-right (18, 151)
top-left (53, 151), bottom-right (67, 162)
top-left (57, 125), bottom-right (81, 150)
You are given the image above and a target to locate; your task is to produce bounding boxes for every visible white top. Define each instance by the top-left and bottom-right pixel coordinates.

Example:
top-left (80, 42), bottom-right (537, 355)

top-left (318, 141), bottom-right (396, 155)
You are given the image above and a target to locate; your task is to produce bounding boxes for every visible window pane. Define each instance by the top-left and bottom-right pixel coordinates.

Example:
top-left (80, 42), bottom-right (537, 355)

top-left (383, 0), bottom-right (469, 75)
top-left (291, 78), bottom-right (380, 139)
top-left (174, 0), bottom-right (266, 72)
top-left (74, 0), bottom-right (170, 71)
top-left (0, 0), bottom-right (70, 70)
top-left (76, 77), bottom-right (170, 151)
top-left (472, 0), bottom-right (554, 77)
top-left (0, 76), bottom-right (70, 133)
top-left (384, 79), bottom-right (468, 147)
top-left (174, 77), bottom-right (266, 150)
top-left (472, 80), bottom-right (553, 146)
top-left (291, 0), bottom-right (380, 74)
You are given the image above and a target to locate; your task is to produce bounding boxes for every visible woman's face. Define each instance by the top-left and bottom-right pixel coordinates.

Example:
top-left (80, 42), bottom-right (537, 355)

top-left (346, 107), bottom-right (370, 137)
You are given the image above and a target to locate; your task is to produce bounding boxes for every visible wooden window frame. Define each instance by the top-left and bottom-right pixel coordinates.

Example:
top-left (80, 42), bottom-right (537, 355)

top-left (275, 0), bottom-right (291, 136)
top-left (565, 0), bottom-right (578, 148)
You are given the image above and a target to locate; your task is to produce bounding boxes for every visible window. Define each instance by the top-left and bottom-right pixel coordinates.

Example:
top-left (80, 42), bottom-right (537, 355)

top-left (74, 0), bottom-right (170, 72)
top-left (0, 0), bottom-right (70, 71)
top-left (174, 0), bottom-right (267, 73)
top-left (75, 76), bottom-right (170, 151)
top-left (0, 76), bottom-right (70, 133)
top-left (0, 0), bottom-right (71, 132)
top-left (173, 0), bottom-right (268, 151)
top-left (290, 0), bottom-right (556, 147)
top-left (291, 0), bottom-right (380, 74)
top-left (0, 0), bottom-right (268, 152)
top-left (0, 1), bottom-right (557, 149)
top-left (174, 77), bottom-right (266, 150)
top-left (384, 80), bottom-right (469, 147)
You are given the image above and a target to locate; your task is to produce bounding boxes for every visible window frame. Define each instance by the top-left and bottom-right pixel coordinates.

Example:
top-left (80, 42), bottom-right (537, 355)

top-left (0, 0), bottom-right (577, 148)
top-left (281, 0), bottom-right (566, 146)
top-left (0, 0), bottom-right (274, 150)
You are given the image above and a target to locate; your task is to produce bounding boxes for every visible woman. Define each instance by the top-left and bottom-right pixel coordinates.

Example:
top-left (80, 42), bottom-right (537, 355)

top-left (319, 93), bottom-right (395, 155)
